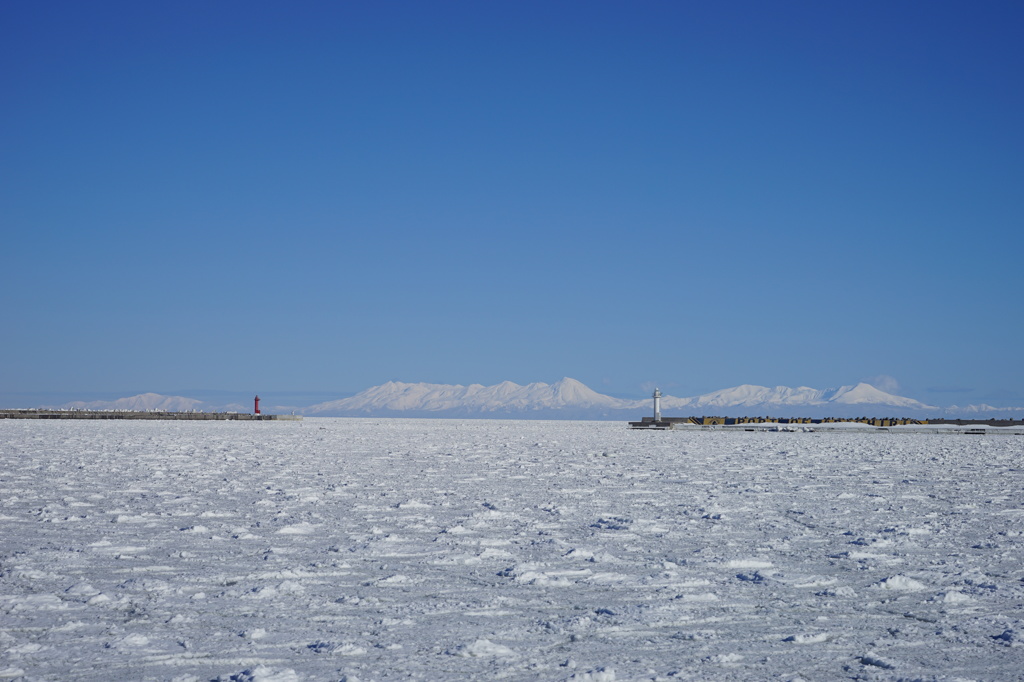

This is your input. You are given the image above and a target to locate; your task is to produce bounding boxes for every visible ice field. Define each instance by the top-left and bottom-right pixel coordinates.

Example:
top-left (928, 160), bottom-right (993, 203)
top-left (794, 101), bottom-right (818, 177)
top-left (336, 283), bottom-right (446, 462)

top-left (1, 418), bottom-right (1022, 681)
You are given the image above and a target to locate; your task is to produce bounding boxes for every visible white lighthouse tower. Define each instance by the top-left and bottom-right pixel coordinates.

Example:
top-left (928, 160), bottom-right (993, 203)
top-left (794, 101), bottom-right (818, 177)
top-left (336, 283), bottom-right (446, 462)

top-left (653, 387), bottom-right (662, 422)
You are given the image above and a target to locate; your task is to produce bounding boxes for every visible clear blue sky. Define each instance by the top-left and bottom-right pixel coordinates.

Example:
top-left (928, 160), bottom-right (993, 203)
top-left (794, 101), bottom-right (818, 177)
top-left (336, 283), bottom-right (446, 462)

top-left (2, 1), bottom-right (1022, 408)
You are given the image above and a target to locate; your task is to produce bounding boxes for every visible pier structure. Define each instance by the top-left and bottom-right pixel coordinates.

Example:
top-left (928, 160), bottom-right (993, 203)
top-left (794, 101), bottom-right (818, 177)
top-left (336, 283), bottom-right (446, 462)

top-left (0, 409), bottom-right (300, 421)
top-left (629, 388), bottom-right (1022, 432)
top-left (628, 415), bottom-right (1024, 434)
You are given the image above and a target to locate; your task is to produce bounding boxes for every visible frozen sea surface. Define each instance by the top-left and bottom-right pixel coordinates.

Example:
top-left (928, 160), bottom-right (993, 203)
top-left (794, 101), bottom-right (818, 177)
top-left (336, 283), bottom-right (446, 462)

top-left (1, 418), bottom-right (1022, 681)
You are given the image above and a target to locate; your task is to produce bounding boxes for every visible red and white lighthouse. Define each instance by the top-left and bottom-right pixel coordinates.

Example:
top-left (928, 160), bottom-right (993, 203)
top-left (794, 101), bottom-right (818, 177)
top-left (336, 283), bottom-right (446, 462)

top-left (254, 395), bottom-right (261, 415)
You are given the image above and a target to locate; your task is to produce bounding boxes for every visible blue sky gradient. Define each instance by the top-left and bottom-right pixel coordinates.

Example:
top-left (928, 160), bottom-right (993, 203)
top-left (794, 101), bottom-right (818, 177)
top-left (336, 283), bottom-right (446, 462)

top-left (2, 1), bottom-right (1022, 407)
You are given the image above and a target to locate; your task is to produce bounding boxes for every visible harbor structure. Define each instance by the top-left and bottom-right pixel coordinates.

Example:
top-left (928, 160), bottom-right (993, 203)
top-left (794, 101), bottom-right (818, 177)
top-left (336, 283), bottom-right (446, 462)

top-left (0, 409), bottom-right (299, 421)
top-left (630, 388), bottom-right (1022, 433)
top-left (627, 415), bottom-right (1024, 434)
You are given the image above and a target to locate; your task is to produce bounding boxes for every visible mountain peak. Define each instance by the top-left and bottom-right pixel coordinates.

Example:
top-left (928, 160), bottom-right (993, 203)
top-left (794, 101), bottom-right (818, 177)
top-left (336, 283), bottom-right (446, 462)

top-left (63, 393), bottom-right (204, 412)
top-left (828, 383), bottom-right (935, 409)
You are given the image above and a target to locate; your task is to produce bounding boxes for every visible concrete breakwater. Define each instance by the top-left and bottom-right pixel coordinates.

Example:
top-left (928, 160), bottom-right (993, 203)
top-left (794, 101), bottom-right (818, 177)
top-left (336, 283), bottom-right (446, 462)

top-left (629, 416), bottom-right (1024, 434)
top-left (0, 409), bottom-right (301, 421)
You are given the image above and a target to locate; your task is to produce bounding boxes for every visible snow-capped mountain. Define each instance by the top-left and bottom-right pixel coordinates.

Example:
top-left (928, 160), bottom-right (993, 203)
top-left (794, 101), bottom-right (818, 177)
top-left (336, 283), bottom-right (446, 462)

top-left (302, 379), bottom-right (944, 419)
top-left (304, 378), bottom-right (630, 418)
top-left (62, 393), bottom-right (205, 412)
top-left (829, 383), bottom-right (937, 408)
top-left (946, 403), bottom-right (1024, 415)
top-left (57, 394), bottom-right (298, 415)
top-left (658, 383), bottom-right (937, 413)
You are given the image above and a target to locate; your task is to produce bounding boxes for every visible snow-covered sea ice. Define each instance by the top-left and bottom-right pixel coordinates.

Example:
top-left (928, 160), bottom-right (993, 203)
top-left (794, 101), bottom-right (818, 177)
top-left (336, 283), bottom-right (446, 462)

top-left (1, 418), bottom-right (1022, 680)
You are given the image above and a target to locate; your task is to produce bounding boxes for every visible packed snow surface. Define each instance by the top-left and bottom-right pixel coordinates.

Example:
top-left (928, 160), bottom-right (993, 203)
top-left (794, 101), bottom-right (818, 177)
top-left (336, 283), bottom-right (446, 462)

top-left (1, 418), bottom-right (1022, 681)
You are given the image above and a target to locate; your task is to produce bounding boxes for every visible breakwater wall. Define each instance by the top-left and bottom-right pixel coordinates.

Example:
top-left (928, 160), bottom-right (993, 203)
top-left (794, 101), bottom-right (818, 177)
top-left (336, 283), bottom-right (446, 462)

top-left (631, 416), bottom-right (1022, 428)
top-left (0, 409), bottom-right (301, 421)
top-left (629, 416), bottom-right (1024, 434)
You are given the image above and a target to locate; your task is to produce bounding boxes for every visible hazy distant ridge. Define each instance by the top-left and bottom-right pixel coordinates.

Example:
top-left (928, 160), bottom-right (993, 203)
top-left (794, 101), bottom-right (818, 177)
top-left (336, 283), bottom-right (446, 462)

top-left (63, 392), bottom-right (205, 412)
top-left (658, 383), bottom-right (937, 412)
top-left (56, 380), bottom-right (1024, 419)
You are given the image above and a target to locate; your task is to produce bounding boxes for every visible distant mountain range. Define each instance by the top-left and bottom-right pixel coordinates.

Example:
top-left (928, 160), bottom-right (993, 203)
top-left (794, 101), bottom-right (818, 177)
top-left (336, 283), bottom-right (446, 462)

top-left (657, 383), bottom-right (936, 412)
top-left (55, 378), bottom-right (1024, 420)
top-left (63, 392), bottom-right (206, 412)
top-left (304, 378), bottom-right (627, 418)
